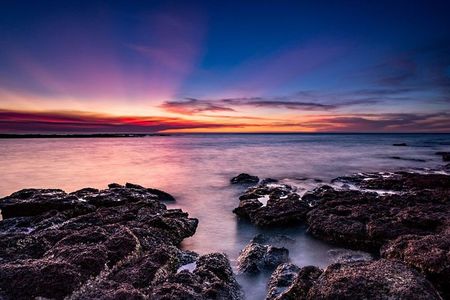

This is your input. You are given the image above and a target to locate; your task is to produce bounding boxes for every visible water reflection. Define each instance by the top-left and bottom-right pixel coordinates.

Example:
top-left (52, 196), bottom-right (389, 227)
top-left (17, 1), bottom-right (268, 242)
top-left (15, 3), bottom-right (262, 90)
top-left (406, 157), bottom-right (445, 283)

top-left (0, 133), bottom-right (448, 298)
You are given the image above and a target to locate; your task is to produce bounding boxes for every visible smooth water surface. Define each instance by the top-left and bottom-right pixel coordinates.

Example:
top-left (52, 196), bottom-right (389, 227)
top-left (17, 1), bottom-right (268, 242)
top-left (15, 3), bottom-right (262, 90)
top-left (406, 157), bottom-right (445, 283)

top-left (1, 133), bottom-right (449, 299)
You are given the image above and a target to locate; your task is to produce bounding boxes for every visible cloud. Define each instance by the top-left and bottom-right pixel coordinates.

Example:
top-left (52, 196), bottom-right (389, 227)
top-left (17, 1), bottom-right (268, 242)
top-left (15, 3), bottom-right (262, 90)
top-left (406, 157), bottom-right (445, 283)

top-left (160, 98), bottom-right (235, 114)
top-left (1, 109), bottom-right (449, 133)
top-left (300, 112), bottom-right (450, 132)
top-left (160, 89), bottom-right (399, 115)
top-left (0, 110), bottom-right (226, 133)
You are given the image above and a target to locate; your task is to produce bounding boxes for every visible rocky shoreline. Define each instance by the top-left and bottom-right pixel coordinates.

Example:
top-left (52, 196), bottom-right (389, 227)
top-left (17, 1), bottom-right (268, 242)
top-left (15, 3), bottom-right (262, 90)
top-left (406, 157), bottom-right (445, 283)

top-left (1, 168), bottom-right (449, 299)
top-left (0, 184), bottom-right (242, 299)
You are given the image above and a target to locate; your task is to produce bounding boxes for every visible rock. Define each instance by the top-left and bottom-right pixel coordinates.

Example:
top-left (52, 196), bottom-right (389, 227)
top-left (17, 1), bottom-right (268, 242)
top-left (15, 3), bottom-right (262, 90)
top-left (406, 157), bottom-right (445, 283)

top-left (237, 242), bottom-right (289, 274)
top-left (393, 143), bottom-right (408, 146)
top-left (306, 172), bottom-right (450, 251)
top-left (436, 151), bottom-right (450, 161)
top-left (233, 183), bottom-right (309, 226)
top-left (0, 189), bottom-right (95, 219)
top-left (271, 265), bottom-right (322, 300)
top-left (151, 253), bottom-right (243, 300)
top-left (359, 172), bottom-right (450, 191)
top-left (230, 173), bottom-right (259, 184)
top-left (327, 248), bottom-right (373, 264)
top-left (266, 263), bottom-right (300, 300)
top-left (308, 259), bottom-right (441, 299)
top-left (0, 185), bottom-right (242, 299)
top-left (381, 233), bottom-right (450, 299)
top-left (108, 183), bottom-right (123, 189)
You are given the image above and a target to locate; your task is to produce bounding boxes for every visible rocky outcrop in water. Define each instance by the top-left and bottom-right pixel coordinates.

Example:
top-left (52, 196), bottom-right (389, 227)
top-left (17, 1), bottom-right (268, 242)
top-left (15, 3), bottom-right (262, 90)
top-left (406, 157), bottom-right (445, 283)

top-left (267, 260), bottom-right (441, 300)
top-left (230, 173), bottom-right (259, 184)
top-left (381, 233), bottom-right (450, 299)
top-left (0, 185), bottom-right (242, 300)
top-left (233, 183), bottom-right (310, 226)
top-left (436, 151), bottom-right (450, 161)
top-left (309, 259), bottom-right (441, 299)
top-left (237, 241), bottom-right (289, 274)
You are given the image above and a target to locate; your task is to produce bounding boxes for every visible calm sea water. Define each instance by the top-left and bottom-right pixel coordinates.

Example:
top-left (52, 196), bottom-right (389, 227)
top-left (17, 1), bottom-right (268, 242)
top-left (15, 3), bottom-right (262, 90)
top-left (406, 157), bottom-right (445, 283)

top-left (1, 133), bottom-right (449, 299)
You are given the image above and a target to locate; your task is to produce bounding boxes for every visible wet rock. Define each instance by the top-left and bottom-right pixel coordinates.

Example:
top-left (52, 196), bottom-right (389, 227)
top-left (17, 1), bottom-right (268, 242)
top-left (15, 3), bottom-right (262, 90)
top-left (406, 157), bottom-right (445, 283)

top-left (108, 183), bottom-right (123, 189)
top-left (0, 185), bottom-right (242, 299)
top-left (152, 253), bottom-right (243, 300)
top-left (381, 233), bottom-right (450, 299)
top-left (272, 265), bottom-right (322, 300)
top-left (237, 242), bottom-right (289, 274)
top-left (230, 173), bottom-right (259, 184)
top-left (306, 172), bottom-right (450, 251)
top-left (0, 189), bottom-right (95, 219)
top-left (266, 263), bottom-right (300, 300)
top-left (436, 151), bottom-right (450, 161)
top-left (308, 259), bottom-right (441, 299)
top-left (327, 248), bottom-right (373, 264)
top-left (233, 183), bottom-right (309, 226)
top-left (393, 143), bottom-right (408, 146)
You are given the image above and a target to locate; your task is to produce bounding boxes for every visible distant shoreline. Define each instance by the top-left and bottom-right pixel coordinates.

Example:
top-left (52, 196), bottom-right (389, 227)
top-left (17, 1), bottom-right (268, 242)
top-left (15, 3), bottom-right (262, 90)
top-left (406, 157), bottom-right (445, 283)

top-left (0, 133), bottom-right (171, 139)
top-left (0, 132), bottom-right (449, 139)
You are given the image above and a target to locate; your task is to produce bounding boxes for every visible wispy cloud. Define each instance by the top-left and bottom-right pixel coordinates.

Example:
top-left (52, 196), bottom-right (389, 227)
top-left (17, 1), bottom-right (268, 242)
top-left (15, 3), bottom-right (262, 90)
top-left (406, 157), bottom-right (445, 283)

top-left (0, 109), bottom-right (224, 133)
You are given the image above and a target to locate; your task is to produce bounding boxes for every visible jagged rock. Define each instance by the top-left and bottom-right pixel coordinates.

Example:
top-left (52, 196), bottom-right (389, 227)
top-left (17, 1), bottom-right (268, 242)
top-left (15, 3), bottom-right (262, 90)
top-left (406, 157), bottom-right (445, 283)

top-left (266, 263), bottom-right (300, 300)
top-left (381, 233), bottom-right (450, 299)
top-left (306, 172), bottom-right (450, 251)
top-left (308, 259), bottom-right (441, 299)
top-left (272, 265), bottom-right (322, 300)
top-left (0, 185), bottom-right (242, 299)
top-left (230, 173), bottom-right (259, 184)
top-left (233, 183), bottom-right (309, 226)
top-left (237, 242), bottom-right (289, 274)
top-left (151, 253), bottom-right (243, 300)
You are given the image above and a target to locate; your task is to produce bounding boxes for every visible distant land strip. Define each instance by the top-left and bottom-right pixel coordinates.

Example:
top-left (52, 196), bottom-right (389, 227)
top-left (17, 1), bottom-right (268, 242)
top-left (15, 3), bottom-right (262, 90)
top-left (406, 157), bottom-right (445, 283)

top-left (0, 133), bottom-right (171, 139)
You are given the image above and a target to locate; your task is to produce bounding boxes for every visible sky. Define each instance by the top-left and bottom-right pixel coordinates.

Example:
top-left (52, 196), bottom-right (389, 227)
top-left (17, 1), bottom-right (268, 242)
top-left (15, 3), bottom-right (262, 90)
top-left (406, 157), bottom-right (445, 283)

top-left (0, 0), bottom-right (449, 133)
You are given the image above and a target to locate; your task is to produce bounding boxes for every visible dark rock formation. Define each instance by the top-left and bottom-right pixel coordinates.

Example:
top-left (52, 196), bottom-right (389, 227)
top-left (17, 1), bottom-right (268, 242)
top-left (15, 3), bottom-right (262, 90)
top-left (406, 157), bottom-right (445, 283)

top-left (436, 151), bottom-right (450, 161)
top-left (381, 233), bottom-right (450, 299)
top-left (393, 143), bottom-right (408, 146)
top-left (308, 259), bottom-right (441, 300)
top-left (230, 173), bottom-right (259, 184)
top-left (0, 184), bottom-right (242, 300)
top-left (266, 263), bottom-right (300, 300)
top-left (306, 172), bottom-right (450, 251)
top-left (237, 241), bottom-right (289, 274)
top-left (267, 265), bottom-right (322, 300)
top-left (233, 183), bottom-right (309, 226)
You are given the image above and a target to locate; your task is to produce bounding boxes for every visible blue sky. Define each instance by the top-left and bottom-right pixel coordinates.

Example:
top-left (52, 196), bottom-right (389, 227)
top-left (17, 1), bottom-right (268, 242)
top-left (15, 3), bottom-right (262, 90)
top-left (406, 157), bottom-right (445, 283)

top-left (0, 0), bottom-right (449, 132)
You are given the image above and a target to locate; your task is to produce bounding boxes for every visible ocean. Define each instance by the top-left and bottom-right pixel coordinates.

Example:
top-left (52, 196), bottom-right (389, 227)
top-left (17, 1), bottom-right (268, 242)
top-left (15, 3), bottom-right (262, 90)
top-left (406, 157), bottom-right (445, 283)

top-left (1, 133), bottom-right (449, 299)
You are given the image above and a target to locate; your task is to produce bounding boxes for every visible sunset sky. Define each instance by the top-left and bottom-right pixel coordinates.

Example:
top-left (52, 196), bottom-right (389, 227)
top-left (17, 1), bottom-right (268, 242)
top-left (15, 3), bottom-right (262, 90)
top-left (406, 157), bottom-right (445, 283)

top-left (1, 0), bottom-right (449, 133)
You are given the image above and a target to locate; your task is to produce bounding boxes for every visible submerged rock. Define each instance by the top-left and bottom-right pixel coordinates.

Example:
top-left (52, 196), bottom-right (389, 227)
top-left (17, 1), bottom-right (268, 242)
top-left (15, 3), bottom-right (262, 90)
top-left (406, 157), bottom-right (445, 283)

top-left (393, 143), bottom-right (408, 146)
top-left (436, 151), bottom-right (450, 161)
top-left (0, 184), bottom-right (242, 300)
top-left (237, 241), bottom-right (289, 274)
top-left (230, 173), bottom-right (259, 184)
top-left (308, 259), bottom-right (441, 300)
